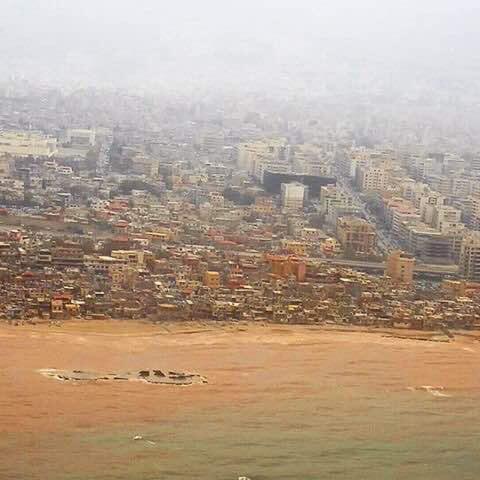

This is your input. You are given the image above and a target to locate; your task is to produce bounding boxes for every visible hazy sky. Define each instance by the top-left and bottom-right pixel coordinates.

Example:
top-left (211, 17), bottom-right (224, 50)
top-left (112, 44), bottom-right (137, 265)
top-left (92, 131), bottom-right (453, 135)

top-left (2, 1), bottom-right (480, 92)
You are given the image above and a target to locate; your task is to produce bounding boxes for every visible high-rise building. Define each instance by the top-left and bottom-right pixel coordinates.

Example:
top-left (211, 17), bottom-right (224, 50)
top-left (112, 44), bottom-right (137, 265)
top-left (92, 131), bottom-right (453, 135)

top-left (281, 182), bottom-right (306, 210)
top-left (266, 255), bottom-right (307, 282)
top-left (340, 147), bottom-right (372, 178)
top-left (201, 132), bottom-right (225, 154)
top-left (235, 140), bottom-right (287, 179)
top-left (399, 222), bottom-right (455, 262)
top-left (459, 232), bottom-right (480, 282)
top-left (66, 129), bottom-right (96, 147)
top-left (336, 217), bottom-right (377, 255)
top-left (0, 155), bottom-right (11, 177)
top-left (469, 153), bottom-right (480, 176)
top-left (319, 184), bottom-right (354, 216)
top-left (419, 191), bottom-right (446, 225)
top-left (385, 250), bottom-right (415, 285)
top-left (470, 195), bottom-right (480, 230)
top-left (356, 166), bottom-right (389, 192)
top-left (432, 206), bottom-right (463, 234)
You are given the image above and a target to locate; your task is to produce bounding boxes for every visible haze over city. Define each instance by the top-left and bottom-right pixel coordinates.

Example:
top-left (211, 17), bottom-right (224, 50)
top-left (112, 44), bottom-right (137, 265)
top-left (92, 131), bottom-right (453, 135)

top-left (2, 2), bottom-right (480, 479)
top-left (2, 1), bottom-right (480, 93)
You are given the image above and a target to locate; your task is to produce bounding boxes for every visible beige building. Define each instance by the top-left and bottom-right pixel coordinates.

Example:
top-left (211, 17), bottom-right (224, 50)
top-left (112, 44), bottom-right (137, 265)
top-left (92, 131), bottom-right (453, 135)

top-left (385, 250), bottom-right (415, 285)
top-left (336, 217), bottom-right (376, 254)
top-left (399, 180), bottom-right (429, 204)
top-left (441, 280), bottom-right (467, 298)
top-left (292, 144), bottom-right (333, 176)
top-left (111, 250), bottom-right (145, 266)
top-left (0, 131), bottom-right (57, 157)
top-left (236, 139), bottom-right (287, 178)
top-left (356, 166), bottom-right (389, 192)
top-left (340, 147), bottom-right (373, 178)
top-left (252, 197), bottom-right (275, 216)
top-left (470, 195), bottom-right (480, 230)
top-left (281, 240), bottom-right (308, 256)
top-left (208, 191), bottom-right (224, 207)
top-left (131, 154), bottom-right (159, 177)
top-left (0, 155), bottom-right (11, 177)
top-left (204, 271), bottom-right (221, 289)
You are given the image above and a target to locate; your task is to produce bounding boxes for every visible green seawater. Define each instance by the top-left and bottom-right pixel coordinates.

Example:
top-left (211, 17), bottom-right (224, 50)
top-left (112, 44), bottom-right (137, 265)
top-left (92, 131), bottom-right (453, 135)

top-left (4, 388), bottom-right (480, 479)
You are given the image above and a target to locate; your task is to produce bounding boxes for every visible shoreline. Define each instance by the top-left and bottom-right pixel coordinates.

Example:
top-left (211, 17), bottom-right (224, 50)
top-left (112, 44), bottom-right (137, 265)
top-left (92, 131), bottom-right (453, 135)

top-left (2, 316), bottom-right (480, 439)
top-left (1, 318), bottom-right (479, 343)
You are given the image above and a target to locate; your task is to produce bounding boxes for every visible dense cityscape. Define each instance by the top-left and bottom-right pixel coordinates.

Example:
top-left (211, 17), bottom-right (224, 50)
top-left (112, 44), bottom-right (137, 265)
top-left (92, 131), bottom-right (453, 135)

top-left (5, 2), bottom-right (480, 479)
top-left (1, 78), bottom-right (480, 334)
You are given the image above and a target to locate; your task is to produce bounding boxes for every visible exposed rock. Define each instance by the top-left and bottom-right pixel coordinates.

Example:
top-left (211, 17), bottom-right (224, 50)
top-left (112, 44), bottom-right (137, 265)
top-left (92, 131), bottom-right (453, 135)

top-left (38, 368), bottom-right (207, 385)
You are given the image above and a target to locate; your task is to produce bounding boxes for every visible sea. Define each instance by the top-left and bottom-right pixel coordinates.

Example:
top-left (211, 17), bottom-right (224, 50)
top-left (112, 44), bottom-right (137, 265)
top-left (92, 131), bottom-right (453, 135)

top-left (2, 325), bottom-right (480, 479)
top-left (4, 382), bottom-right (480, 479)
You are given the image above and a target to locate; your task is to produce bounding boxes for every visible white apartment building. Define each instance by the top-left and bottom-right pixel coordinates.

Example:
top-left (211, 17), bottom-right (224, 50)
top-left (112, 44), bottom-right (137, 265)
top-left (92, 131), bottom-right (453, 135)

top-left (319, 184), bottom-right (354, 216)
top-left (281, 182), bottom-right (306, 210)
top-left (419, 192), bottom-right (446, 226)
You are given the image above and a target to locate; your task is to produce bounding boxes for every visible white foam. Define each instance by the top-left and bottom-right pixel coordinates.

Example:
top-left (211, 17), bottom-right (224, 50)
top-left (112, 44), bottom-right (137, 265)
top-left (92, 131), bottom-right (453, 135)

top-left (420, 385), bottom-right (452, 397)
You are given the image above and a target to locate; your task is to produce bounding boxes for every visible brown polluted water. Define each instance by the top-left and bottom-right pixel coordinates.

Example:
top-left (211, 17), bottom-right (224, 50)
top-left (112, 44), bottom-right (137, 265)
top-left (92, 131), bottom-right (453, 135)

top-left (1, 321), bottom-right (480, 479)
